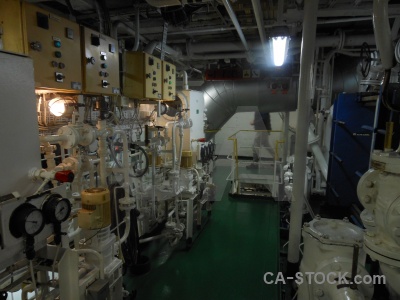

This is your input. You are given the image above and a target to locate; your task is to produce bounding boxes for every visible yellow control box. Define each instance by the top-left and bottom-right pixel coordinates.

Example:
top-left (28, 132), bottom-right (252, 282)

top-left (81, 27), bottom-right (120, 95)
top-left (162, 61), bottom-right (176, 101)
top-left (24, 3), bottom-right (82, 92)
top-left (0, 0), bottom-right (27, 54)
top-left (123, 51), bottom-right (162, 100)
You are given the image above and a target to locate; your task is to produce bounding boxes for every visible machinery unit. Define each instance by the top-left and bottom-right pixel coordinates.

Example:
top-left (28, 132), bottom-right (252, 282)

top-left (162, 61), bottom-right (176, 101)
top-left (24, 3), bottom-right (82, 92)
top-left (123, 51), bottom-right (162, 100)
top-left (298, 217), bottom-right (374, 300)
top-left (81, 27), bottom-right (120, 95)
top-left (0, 0), bottom-right (27, 54)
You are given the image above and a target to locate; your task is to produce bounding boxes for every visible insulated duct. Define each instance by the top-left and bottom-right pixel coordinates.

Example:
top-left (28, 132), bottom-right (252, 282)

top-left (202, 80), bottom-right (297, 140)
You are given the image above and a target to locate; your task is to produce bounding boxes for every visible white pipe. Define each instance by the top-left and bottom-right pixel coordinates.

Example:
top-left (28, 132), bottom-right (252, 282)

top-left (308, 128), bottom-right (328, 181)
top-left (21, 283), bottom-right (34, 300)
top-left (288, 0), bottom-right (319, 265)
top-left (181, 71), bottom-right (189, 90)
top-left (282, 112), bottom-right (290, 165)
top-left (191, 168), bottom-right (201, 191)
top-left (133, 7), bottom-right (140, 51)
top-left (76, 249), bottom-right (104, 279)
top-left (221, 0), bottom-right (251, 61)
top-left (251, 0), bottom-right (268, 58)
top-left (116, 214), bottom-right (131, 245)
top-left (39, 135), bottom-right (68, 144)
top-left (373, 0), bottom-right (395, 70)
top-left (97, 120), bottom-right (109, 188)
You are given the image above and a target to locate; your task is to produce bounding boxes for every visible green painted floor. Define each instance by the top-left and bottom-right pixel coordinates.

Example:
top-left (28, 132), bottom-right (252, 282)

top-left (124, 165), bottom-right (280, 300)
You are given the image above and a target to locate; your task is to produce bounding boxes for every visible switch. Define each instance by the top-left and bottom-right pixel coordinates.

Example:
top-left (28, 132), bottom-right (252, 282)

top-left (54, 40), bottom-right (61, 48)
top-left (100, 54), bottom-right (107, 61)
top-left (164, 79), bottom-right (168, 83)
top-left (87, 57), bottom-right (96, 64)
top-left (54, 51), bottom-right (62, 58)
top-left (30, 41), bottom-right (42, 51)
top-left (152, 89), bottom-right (157, 94)
top-left (102, 80), bottom-right (110, 88)
top-left (55, 73), bottom-right (65, 82)
top-left (153, 77), bottom-right (156, 81)
top-left (58, 62), bottom-right (65, 69)
top-left (101, 63), bottom-right (107, 69)
top-left (146, 73), bottom-right (151, 79)
top-left (153, 71), bottom-right (156, 75)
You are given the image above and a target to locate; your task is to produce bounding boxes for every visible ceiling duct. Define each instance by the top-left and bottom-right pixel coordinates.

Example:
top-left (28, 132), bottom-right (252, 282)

top-left (202, 80), bottom-right (297, 140)
top-left (146, 0), bottom-right (182, 7)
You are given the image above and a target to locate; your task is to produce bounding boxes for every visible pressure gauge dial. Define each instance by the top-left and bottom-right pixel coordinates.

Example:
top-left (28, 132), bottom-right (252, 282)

top-left (10, 203), bottom-right (45, 238)
top-left (42, 194), bottom-right (71, 223)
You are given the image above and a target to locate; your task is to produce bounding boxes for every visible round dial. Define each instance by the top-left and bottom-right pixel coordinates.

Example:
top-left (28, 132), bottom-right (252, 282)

top-left (42, 194), bottom-right (71, 223)
top-left (10, 203), bottom-right (45, 238)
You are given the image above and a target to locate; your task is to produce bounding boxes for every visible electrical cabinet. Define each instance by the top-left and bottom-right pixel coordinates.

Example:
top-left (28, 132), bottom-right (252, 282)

top-left (81, 27), bottom-right (120, 95)
top-left (162, 61), bottom-right (176, 101)
top-left (123, 51), bottom-right (162, 100)
top-left (24, 3), bottom-right (82, 92)
top-left (0, 0), bottom-right (27, 54)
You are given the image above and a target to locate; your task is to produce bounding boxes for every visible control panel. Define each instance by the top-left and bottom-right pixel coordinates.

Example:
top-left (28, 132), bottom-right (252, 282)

top-left (123, 51), bottom-right (162, 100)
top-left (24, 3), bottom-right (82, 92)
top-left (162, 61), bottom-right (176, 101)
top-left (0, 0), bottom-right (26, 54)
top-left (81, 27), bottom-right (120, 95)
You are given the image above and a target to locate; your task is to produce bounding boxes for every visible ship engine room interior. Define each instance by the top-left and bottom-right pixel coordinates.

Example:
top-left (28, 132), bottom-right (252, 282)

top-left (3, 0), bottom-right (400, 299)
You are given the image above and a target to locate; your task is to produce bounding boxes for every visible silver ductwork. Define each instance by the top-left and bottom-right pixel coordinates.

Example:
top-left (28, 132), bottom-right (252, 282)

top-left (202, 80), bottom-right (297, 140)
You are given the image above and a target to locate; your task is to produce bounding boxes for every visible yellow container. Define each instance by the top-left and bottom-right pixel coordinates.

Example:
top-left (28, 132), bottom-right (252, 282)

top-left (78, 188), bottom-right (111, 230)
top-left (180, 151), bottom-right (193, 168)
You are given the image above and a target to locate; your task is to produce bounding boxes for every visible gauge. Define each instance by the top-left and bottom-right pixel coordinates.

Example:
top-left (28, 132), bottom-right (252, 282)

top-left (42, 194), bottom-right (71, 223)
top-left (10, 203), bottom-right (45, 238)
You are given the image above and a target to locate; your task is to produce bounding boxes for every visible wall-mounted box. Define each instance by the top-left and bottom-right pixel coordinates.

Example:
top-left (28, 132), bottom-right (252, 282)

top-left (81, 27), bottom-right (120, 95)
top-left (0, 0), bottom-right (27, 54)
top-left (24, 3), bottom-right (82, 92)
top-left (162, 61), bottom-right (176, 101)
top-left (123, 51), bottom-right (162, 100)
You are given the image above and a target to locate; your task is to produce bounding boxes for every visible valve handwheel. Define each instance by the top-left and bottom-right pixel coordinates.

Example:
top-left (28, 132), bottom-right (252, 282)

top-left (360, 42), bottom-right (372, 78)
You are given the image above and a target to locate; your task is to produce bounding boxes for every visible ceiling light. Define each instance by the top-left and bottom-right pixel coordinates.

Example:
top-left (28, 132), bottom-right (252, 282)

top-left (271, 36), bottom-right (290, 67)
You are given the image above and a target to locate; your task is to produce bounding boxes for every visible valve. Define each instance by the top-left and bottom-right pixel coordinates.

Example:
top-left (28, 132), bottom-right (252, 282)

top-left (54, 170), bottom-right (75, 183)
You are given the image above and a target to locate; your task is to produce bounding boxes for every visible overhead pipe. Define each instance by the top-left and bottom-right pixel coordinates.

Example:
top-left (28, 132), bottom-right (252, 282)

top-left (373, 0), bottom-right (395, 70)
top-left (308, 126), bottom-right (328, 181)
top-left (202, 81), bottom-right (297, 140)
top-left (187, 34), bottom-right (377, 55)
top-left (94, 0), bottom-right (104, 34)
top-left (221, 0), bottom-right (252, 61)
top-left (181, 71), bottom-right (189, 90)
top-left (287, 0), bottom-right (319, 268)
top-left (111, 21), bottom-right (148, 43)
top-left (251, 0), bottom-right (268, 59)
top-left (133, 7), bottom-right (140, 51)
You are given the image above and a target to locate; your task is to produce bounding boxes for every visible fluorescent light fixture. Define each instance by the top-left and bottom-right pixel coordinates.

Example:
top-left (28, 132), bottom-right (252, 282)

top-left (48, 97), bottom-right (66, 116)
top-left (271, 36), bottom-right (289, 67)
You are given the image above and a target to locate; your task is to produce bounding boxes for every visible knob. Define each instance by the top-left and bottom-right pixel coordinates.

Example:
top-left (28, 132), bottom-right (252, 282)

top-left (101, 63), bottom-right (107, 69)
top-left (100, 54), bottom-right (107, 60)
top-left (164, 79), bottom-right (168, 83)
top-left (169, 92), bottom-right (173, 96)
top-left (54, 51), bottom-right (62, 58)
top-left (153, 89), bottom-right (157, 94)
top-left (55, 74), bottom-right (65, 81)
top-left (102, 80), bottom-right (110, 88)
top-left (58, 62), bottom-right (65, 69)
top-left (87, 57), bottom-right (96, 64)
top-left (153, 71), bottom-right (156, 75)
top-left (55, 171), bottom-right (74, 183)
top-left (99, 71), bottom-right (105, 77)
top-left (146, 73), bottom-right (151, 78)
top-left (104, 72), bottom-right (109, 77)
top-left (51, 61), bottom-right (58, 67)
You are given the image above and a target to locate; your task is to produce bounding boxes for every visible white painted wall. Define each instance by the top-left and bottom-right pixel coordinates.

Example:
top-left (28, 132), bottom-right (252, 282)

top-left (215, 109), bottom-right (298, 157)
